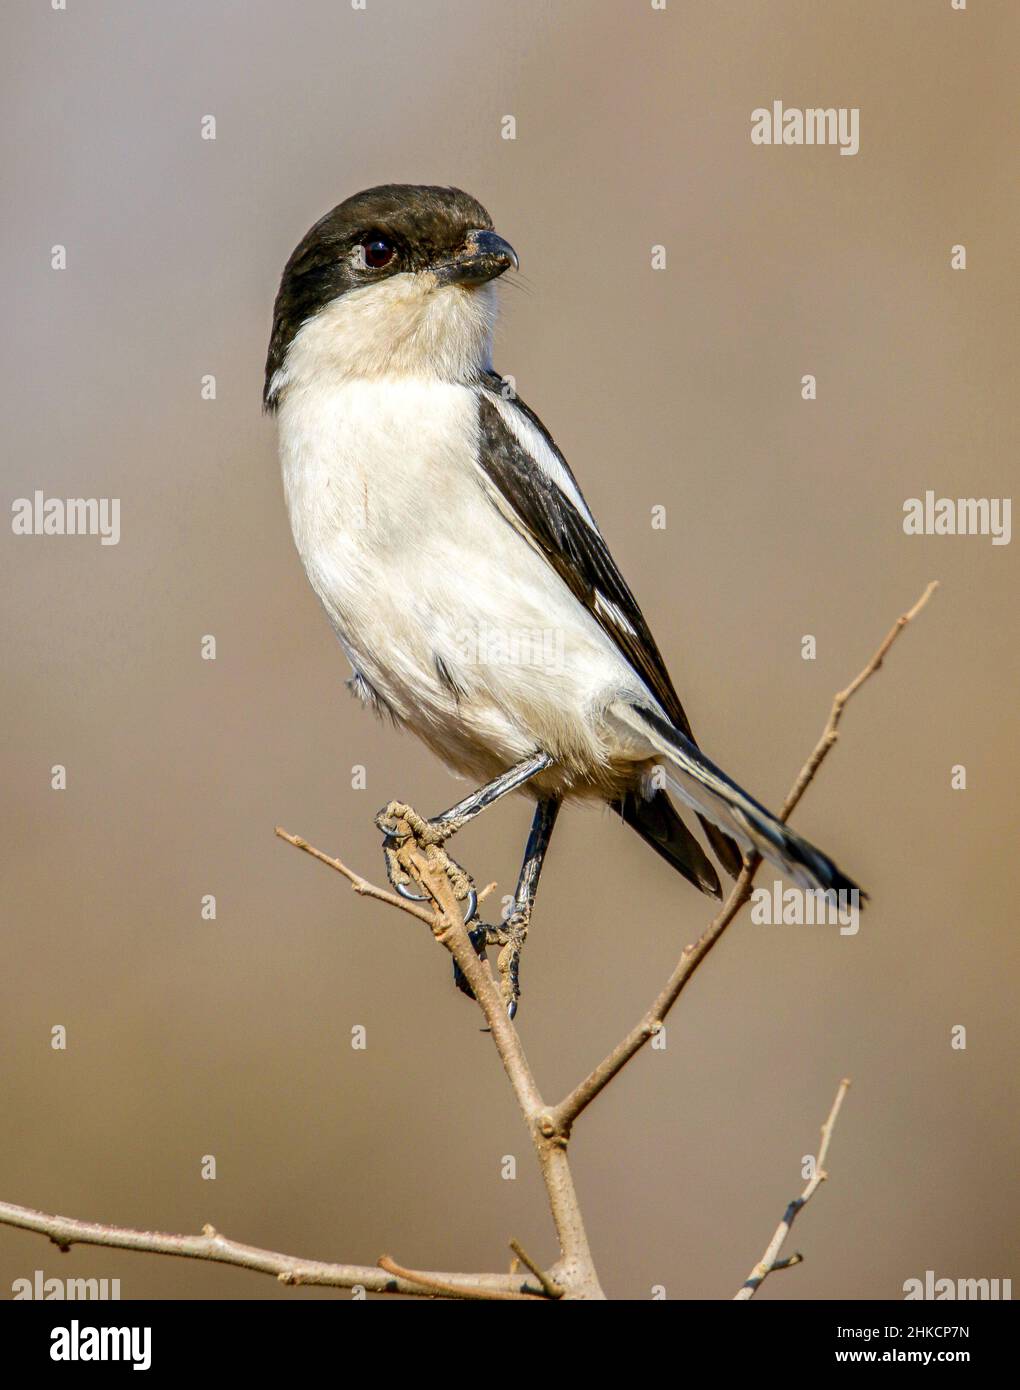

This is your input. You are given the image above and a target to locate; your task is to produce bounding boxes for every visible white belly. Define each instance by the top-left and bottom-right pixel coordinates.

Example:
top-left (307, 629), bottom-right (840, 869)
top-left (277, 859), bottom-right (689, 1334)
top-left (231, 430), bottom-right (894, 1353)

top-left (278, 377), bottom-right (646, 792)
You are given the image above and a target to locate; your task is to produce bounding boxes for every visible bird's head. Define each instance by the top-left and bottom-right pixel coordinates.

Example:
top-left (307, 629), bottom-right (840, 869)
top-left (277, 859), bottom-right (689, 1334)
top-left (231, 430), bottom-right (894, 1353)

top-left (264, 184), bottom-right (517, 409)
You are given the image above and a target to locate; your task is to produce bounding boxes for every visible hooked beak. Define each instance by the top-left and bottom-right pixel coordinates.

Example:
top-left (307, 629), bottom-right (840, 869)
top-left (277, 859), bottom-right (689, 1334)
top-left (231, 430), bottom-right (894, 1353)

top-left (434, 229), bottom-right (519, 287)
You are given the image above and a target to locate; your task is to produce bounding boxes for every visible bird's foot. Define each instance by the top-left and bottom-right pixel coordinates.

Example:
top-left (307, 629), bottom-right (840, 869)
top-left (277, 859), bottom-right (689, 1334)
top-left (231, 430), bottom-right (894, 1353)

top-left (376, 800), bottom-right (469, 848)
top-left (495, 910), bottom-right (530, 1020)
top-left (376, 800), bottom-right (529, 1017)
top-left (452, 917), bottom-right (524, 1016)
top-left (376, 801), bottom-right (477, 918)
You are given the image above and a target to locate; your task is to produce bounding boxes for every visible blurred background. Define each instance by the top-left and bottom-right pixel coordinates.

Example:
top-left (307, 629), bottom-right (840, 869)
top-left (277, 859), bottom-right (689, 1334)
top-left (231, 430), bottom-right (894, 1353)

top-left (2, 0), bottom-right (1017, 1300)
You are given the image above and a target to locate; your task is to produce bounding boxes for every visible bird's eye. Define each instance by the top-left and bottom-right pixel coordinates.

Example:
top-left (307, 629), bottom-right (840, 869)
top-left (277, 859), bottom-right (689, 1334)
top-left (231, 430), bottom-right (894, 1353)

top-left (361, 236), bottom-right (396, 270)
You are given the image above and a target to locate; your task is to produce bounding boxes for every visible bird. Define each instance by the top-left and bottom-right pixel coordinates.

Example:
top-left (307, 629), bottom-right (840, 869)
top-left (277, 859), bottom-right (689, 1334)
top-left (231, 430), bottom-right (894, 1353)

top-left (265, 183), bottom-right (863, 1012)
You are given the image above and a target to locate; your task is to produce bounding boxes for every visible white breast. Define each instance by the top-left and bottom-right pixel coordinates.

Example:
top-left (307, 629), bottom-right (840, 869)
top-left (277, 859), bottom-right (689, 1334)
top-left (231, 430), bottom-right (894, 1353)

top-left (278, 375), bottom-right (647, 789)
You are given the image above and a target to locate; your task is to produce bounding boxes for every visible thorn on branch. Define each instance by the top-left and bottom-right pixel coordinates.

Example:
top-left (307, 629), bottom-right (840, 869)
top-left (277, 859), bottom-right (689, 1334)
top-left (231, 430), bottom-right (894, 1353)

top-left (508, 1238), bottom-right (564, 1299)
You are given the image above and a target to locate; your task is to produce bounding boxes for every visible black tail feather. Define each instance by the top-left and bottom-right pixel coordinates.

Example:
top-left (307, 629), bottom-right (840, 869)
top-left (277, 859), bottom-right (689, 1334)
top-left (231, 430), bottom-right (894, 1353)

top-left (614, 789), bottom-right (722, 899)
top-left (698, 815), bottom-right (743, 880)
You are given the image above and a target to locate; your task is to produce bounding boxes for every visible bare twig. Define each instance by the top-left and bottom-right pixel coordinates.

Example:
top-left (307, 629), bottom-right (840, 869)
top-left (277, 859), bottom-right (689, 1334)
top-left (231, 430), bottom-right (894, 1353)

top-left (780, 581), bottom-right (939, 822)
top-left (553, 581), bottom-right (938, 1129)
top-left (551, 861), bottom-right (758, 1131)
top-left (376, 1255), bottom-right (545, 1301)
top-left (734, 1078), bottom-right (851, 1299)
top-left (0, 1200), bottom-right (539, 1299)
top-left (274, 826), bottom-right (436, 926)
top-left (509, 1238), bottom-right (565, 1299)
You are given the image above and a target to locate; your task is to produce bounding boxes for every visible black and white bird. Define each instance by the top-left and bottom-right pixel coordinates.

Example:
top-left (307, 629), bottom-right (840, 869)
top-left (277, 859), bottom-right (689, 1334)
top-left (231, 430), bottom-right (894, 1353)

top-left (266, 184), bottom-right (862, 1009)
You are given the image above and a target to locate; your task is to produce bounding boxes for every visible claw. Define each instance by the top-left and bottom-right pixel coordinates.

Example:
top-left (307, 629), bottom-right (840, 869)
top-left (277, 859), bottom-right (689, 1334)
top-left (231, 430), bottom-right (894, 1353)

top-left (395, 880), bottom-right (430, 903)
top-left (463, 887), bottom-right (478, 923)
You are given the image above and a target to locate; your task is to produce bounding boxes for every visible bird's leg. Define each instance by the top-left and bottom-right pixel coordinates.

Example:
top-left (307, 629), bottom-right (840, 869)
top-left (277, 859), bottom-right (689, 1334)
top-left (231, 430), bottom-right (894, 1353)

top-left (376, 751), bottom-right (553, 911)
top-left (494, 796), bottom-right (561, 1018)
top-left (454, 796), bottom-right (561, 1014)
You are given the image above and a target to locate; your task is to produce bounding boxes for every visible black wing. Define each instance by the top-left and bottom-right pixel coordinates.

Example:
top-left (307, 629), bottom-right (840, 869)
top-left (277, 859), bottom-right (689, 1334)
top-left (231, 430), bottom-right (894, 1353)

top-left (477, 377), bottom-right (691, 732)
top-left (475, 376), bottom-right (742, 879)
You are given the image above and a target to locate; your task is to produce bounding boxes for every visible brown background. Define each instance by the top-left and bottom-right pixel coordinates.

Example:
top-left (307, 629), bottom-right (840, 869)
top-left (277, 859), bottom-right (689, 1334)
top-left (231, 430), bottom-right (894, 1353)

top-left (2, 0), bottom-right (1017, 1300)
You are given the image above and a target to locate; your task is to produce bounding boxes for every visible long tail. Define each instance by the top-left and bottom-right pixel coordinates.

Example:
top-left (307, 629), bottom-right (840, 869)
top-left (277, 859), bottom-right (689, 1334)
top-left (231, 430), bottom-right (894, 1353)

top-left (609, 702), bottom-right (865, 898)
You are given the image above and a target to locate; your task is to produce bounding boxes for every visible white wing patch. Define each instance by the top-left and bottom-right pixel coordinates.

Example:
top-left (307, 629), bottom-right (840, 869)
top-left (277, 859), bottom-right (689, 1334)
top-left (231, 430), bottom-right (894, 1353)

top-left (483, 389), bottom-right (599, 531)
top-left (593, 590), bottom-right (637, 636)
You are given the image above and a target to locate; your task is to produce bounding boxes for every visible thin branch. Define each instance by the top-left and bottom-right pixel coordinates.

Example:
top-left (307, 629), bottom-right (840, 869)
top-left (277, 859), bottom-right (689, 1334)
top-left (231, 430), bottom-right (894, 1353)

top-left (0, 1200), bottom-right (539, 1299)
top-left (377, 1254), bottom-right (544, 1301)
top-left (780, 580), bottom-right (939, 821)
top-left (274, 826), bottom-right (435, 925)
top-left (551, 862), bottom-right (757, 1132)
top-left (553, 581), bottom-right (938, 1129)
top-left (734, 1078), bottom-right (851, 1300)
